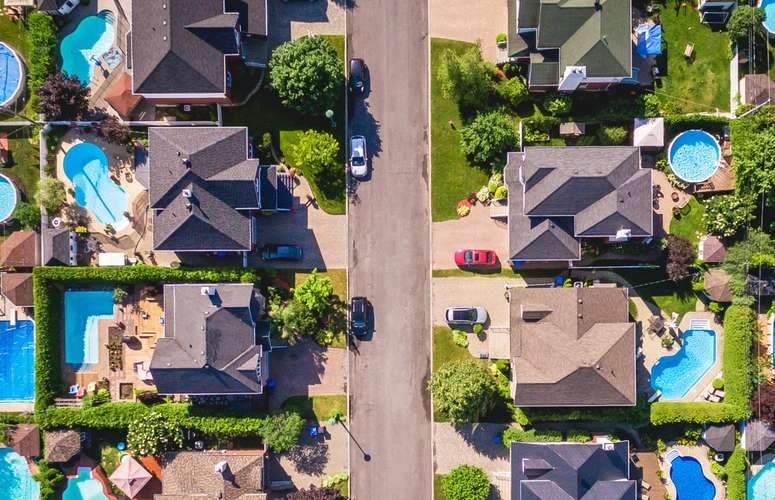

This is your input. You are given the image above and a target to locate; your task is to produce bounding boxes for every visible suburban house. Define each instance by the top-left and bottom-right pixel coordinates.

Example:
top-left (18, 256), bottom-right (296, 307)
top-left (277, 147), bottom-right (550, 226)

top-left (504, 147), bottom-right (652, 264)
top-left (129, 0), bottom-right (268, 104)
top-left (156, 450), bottom-right (267, 499)
top-left (508, 287), bottom-right (637, 407)
top-left (0, 230), bottom-right (41, 308)
top-left (149, 283), bottom-right (270, 397)
top-left (149, 127), bottom-right (292, 254)
top-left (511, 441), bottom-right (637, 499)
top-left (41, 227), bottom-right (77, 266)
top-left (506, 0), bottom-right (634, 91)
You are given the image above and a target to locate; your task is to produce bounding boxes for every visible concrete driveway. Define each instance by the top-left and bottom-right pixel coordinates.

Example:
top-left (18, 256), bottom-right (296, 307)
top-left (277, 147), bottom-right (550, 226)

top-left (269, 0), bottom-right (345, 49)
top-left (430, 0), bottom-right (507, 60)
top-left (432, 205), bottom-right (509, 270)
top-left (432, 277), bottom-right (521, 328)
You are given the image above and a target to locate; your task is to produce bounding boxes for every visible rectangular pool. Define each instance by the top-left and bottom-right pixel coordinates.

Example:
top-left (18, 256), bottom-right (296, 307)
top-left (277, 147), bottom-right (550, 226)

top-left (64, 291), bottom-right (114, 367)
top-left (0, 320), bottom-right (34, 401)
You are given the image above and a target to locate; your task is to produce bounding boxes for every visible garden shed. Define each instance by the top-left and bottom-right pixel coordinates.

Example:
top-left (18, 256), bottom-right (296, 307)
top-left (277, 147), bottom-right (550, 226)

top-left (633, 117), bottom-right (664, 148)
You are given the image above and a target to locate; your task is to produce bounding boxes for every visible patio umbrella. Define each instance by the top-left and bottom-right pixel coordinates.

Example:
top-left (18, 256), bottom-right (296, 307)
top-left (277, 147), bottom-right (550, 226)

top-left (109, 455), bottom-right (152, 499)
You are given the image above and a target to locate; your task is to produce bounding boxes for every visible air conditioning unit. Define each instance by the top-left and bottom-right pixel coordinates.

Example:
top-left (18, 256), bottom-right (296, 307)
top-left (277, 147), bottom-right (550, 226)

top-left (201, 286), bottom-right (216, 296)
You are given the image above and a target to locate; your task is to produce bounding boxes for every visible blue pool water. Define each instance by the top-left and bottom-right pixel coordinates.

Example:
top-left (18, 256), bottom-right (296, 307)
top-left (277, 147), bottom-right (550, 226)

top-left (0, 174), bottom-right (17, 222)
top-left (64, 291), bottom-right (114, 367)
top-left (63, 142), bottom-right (129, 230)
top-left (670, 456), bottom-right (716, 500)
top-left (750, 461), bottom-right (775, 500)
top-left (0, 42), bottom-right (22, 107)
top-left (763, 0), bottom-right (775, 35)
top-left (60, 11), bottom-right (116, 84)
top-left (62, 467), bottom-right (108, 500)
top-left (0, 448), bottom-right (39, 500)
top-left (0, 320), bottom-right (34, 401)
top-left (651, 329), bottom-right (716, 400)
top-left (668, 130), bottom-right (721, 183)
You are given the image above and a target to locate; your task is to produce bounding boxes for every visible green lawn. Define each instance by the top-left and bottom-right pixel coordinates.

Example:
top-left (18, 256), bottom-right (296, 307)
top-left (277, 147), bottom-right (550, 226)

top-left (615, 268), bottom-right (698, 319)
top-left (434, 474), bottom-right (446, 500)
top-left (278, 269), bottom-right (348, 348)
top-left (281, 394), bottom-right (347, 423)
top-left (432, 326), bottom-right (477, 374)
top-left (430, 38), bottom-right (489, 222)
top-left (222, 35), bottom-right (346, 215)
top-left (0, 10), bottom-right (36, 121)
top-left (669, 196), bottom-right (706, 247)
top-left (654, 4), bottom-right (730, 113)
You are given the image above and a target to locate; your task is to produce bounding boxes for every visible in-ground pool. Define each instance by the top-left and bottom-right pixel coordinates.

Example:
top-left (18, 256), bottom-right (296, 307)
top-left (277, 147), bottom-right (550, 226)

top-left (750, 461), bottom-right (775, 499)
top-left (670, 455), bottom-right (716, 500)
top-left (0, 448), bottom-right (39, 500)
top-left (63, 142), bottom-right (129, 230)
top-left (60, 11), bottom-right (116, 84)
top-left (0, 174), bottom-right (17, 223)
top-left (762, 0), bottom-right (775, 36)
top-left (668, 130), bottom-right (721, 183)
top-left (651, 329), bottom-right (716, 400)
top-left (0, 42), bottom-right (23, 107)
top-left (65, 291), bottom-right (114, 367)
top-left (62, 467), bottom-right (108, 500)
top-left (0, 320), bottom-right (35, 402)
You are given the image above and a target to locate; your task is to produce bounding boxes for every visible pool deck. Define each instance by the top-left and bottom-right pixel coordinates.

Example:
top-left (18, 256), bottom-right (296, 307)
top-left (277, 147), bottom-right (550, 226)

top-left (751, 453), bottom-right (775, 477)
top-left (661, 445), bottom-right (726, 500)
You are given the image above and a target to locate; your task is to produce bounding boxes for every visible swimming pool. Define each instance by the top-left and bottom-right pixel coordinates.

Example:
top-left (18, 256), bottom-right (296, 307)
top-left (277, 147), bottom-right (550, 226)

top-left (761, 0), bottom-right (775, 37)
top-left (0, 320), bottom-right (34, 402)
top-left (0, 448), bottom-right (39, 500)
top-left (62, 467), bottom-right (108, 500)
top-left (60, 11), bottom-right (116, 84)
top-left (0, 42), bottom-right (23, 107)
top-left (651, 329), bottom-right (716, 400)
top-left (670, 455), bottom-right (716, 500)
top-left (668, 130), bottom-right (721, 183)
top-left (64, 291), bottom-right (114, 367)
top-left (0, 174), bottom-right (17, 223)
top-left (749, 461), bottom-right (775, 500)
top-left (63, 142), bottom-right (129, 230)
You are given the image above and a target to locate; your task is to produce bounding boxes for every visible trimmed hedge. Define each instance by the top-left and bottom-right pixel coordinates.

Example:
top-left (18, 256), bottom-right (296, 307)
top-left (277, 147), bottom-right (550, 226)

top-left (502, 427), bottom-right (563, 446)
top-left (651, 305), bottom-right (756, 424)
top-left (665, 114), bottom-right (729, 136)
top-left (725, 445), bottom-right (747, 500)
top-left (565, 429), bottom-right (593, 443)
top-left (26, 11), bottom-right (59, 111)
top-left (514, 397), bottom-right (650, 426)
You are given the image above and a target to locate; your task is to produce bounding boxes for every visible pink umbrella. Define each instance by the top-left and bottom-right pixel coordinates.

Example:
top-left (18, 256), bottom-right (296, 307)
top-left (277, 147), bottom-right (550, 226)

top-left (109, 455), bottom-right (152, 499)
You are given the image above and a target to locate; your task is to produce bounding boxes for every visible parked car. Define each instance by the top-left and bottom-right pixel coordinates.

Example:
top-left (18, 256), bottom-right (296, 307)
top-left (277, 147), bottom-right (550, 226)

top-left (282, 0), bottom-right (317, 3)
top-left (445, 306), bottom-right (487, 326)
top-left (58, 0), bottom-right (80, 14)
top-left (350, 296), bottom-right (368, 338)
top-left (349, 58), bottom-right (366, 94)
top-left (454, 249), bottom-right (497, 269)
top-left (260, 244), bottom-right (303, 261)
top-left (350, 135), bottom-right (368, 178)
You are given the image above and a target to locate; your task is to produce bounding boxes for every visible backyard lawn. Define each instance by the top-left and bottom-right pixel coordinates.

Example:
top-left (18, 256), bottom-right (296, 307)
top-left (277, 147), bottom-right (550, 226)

top-left (654, 4), bottom-right (730, 113)
top-left (616, 268), bottom-right (699, 319)
top-left (669, 196), bottom-right (706, 247)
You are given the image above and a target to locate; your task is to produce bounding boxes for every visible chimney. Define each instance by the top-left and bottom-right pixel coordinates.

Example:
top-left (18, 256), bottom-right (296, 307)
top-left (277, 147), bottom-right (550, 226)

top-left (182, 189), bottom-right (192, 198)
top-left (201, 286), bottom-right (216, 296)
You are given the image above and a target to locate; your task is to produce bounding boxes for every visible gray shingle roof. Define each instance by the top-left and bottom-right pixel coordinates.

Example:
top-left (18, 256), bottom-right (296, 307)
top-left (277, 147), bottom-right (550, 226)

top-left (226, 0), bottom-right (267, 36)
top-left (744, 420), bottom-right (775, 452)
top-left (509, 287), bottom-right (636, 406)
top-left (511, 441), bottom-right (636, 500)
top-left (41, 228), bottom-right (75, 266)
top-left (156, 450), bottom-right (267, 499)
top-left (44, 430), bottom-right (81, 463)
top-left (150, 283), bottom-right (266, 395)
top-left (702, 424), bottom-right (736, 453)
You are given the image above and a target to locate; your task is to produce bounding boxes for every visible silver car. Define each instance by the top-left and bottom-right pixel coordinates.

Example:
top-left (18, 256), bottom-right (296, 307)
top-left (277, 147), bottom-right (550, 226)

top-left (350, 135), bottom-right (367, 178)
top-left (444, 306), bottom-right (487, 325)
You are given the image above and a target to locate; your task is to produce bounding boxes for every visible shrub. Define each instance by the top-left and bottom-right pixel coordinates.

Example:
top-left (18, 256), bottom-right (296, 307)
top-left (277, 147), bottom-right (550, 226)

top-left (456, 204), bottom-right (471, 217)
top-left (713, 378), bottom-right (725, 390)
top-left (288, 486), bottom-right (345, 500)
top-left (665, 235), bottom-right (695, 282)
top-left (14, 201), bottom-right (41, 230)
top-left (496, 76), bottom-right (529, 109)
top-left (289, 129), bottom-right (341, 187)
top-left (438, 41), bottom-right (496, 110)
top-left (34, 460), bottom-right (64, 500)
top-left (708, 302), bottom-right (723, 315)
top-left (596, 125), bottom-right (629, 145)
top-left (493, 185), bottom-right (508, 200)
top-left (496, 32), bottom-right (507, 44)
top-left (127, 410), bottom-right (184, 456)
top-left (292, 270), bottom-right (334, 317)
top-left (459, 109), bottom-right (518, 167)
top-left (522, 115), bottom-right (559, 143)
top-left (259, 412), bottom-right (305, 452)
top-left (643, 93), bottom-right (662, 117)
top-left (112, 287), bottom-right (127, 304)
top-left (429, 360), bottom-right (498, 423)
top-left (451, 330), bottom-right (468, 347)
top-left (543, 91), bottom-right (572, 115)
top-left (703, 195), bottom-right (754, 238)
top-left (472, 323), bottom-right (483, 335)
top-left (661, 335), bottom-right (674, 349)
top-left (565, 429), bottom-right (592, 442)
top-left (37, 73), bottom-right (90, 120)
top-left (99, 116), bottom-right (131, 145)
top-left (513, 398), bottom-right (651, 426)
top-left (725, 446), bottom-right (747, 500)
top-left (26, 12), bottom-right (59, 111)
top-left (502, 427), bottom-right (563, 446)
top-left (487, 172), bottom-right (503, 193)
top-left (711, 461), bottom-right (727, 481)
top-left (476, 186), bottom-right (490, 203)
top-left (37, 177), bottom-right (66, 215)
top-left (727, 5), bottom-right (764, 44)
top-left (441, 465), bottom-right (490, 500)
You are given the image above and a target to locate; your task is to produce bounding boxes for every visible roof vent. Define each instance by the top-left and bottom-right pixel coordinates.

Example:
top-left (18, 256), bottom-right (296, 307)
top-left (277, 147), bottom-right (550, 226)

top-left (181, 158), bottom-right (191, 168)
top-left (163, 35), bottom-right (167, 41)
top-left (578, 299), bottom-right (583, 304)
top-left (603, 442), bottom-right (615, 451)
top-left (182, 189), bottom-right (192, 198)
top-left (595, 363), bottom-right (601, 370)
top-left (201, 286), bottom-right (216, 296)
top-left (578, 313), bottom-right (583, 318)
top-left (184, 201), bottom-right (192, 211)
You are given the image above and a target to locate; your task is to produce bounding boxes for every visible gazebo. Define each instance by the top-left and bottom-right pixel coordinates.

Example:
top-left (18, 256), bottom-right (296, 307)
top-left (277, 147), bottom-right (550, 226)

top-left (633, 117), bottom-right (664, 148)
top-left (109, 455), bottom-right (152, 498)
top-left (703, 268), bottom-right (732, 303)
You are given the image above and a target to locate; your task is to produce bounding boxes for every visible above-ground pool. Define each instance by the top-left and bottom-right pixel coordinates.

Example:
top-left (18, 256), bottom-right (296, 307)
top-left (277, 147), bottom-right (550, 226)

top-left (0, 448), bottom-right (39, 500)
top-left (60, 11), bottom-right (116, 84)
top-left (668, 130), bottom-right (721, 183)
top-left (670, 456), bottom-right (716, 500)
top-left (63, 142), bottom-right (129, 230)
top-left (651, 329), bottom-right (716, 400)
top-left (762, 0), bottom-right (775, 36)
top-left (0, 320), bottom-right (35, 402)
top-left (0, 42), bottom-right (23, 107)
top-left (0, 174), bottom-right (17, 223)
top-left (750, 461), bottom-right (775, 500)
top-left (62, 467), bottom-right (108, 500)
top-left (65, 291), bottom-right (114, 367)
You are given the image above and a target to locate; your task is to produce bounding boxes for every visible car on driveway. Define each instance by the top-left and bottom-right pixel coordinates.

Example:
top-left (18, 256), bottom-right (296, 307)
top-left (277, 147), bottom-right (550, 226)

top-left (445, 306), bottom-right (487, 326)
top-left (454, 249), bottom-right (497, 269)
top-left (349, 58), bottom-right (366, 94)
top-left (350, 296), bottom-right (368, 337)
top-left (261, 244), bottom-right (303, 261)
top-left (350, 135), bottom-right (368, 178)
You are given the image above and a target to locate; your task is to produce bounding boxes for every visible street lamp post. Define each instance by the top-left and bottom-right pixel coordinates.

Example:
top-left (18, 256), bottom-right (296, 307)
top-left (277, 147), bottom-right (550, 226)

top-left (325, 109), bottom-right (336, 128)
top-left (331, 415), bottom-right (370, 461)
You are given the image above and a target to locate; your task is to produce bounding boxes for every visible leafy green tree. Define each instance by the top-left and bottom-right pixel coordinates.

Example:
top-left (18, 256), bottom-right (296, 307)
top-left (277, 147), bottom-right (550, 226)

top-left (269, 36), bottom-right (344, 114)
top-left (597, 125), bottom-right (629, 145)
top-left (37, 177), bottom-right (66, 215)
top-left (441, 465), bottom-right (491, 500)
top-left (260, 412), bottom-right (304, 452)
top-left (459, 109), bottom-right (518, 167)
top-left (703, 195), bottom-right (754, 238)
top-left (33, 460), bottom-right (65, 500)
top-left (37, 73), bottom-right (90, 120)
top-left (274, 300), bottom-right (317, 344)
top-left (496, 76), bottom-right (529, 109)
top-left (438, 41), bottom-right (496, 110)
top-left (127, 411), bottom-right (184, 456)
top-left (293, 270), bottom-right (334, 318)
top-left (727, 5), bottom-right (764, 44)
top-left (13, 201), bottom-right (40, 229)
top-left (26, 11), bottom-right (58, 111)
top-left (543, 91), bottom-right (572, 115)
top-left (730, 105), bottom-right (775, 204)
top-left (724, 230), bottom-right (775, 304)
top-left (428, 360), bottom-right (498, 423)
top-left (289, 130), bottom-right (344, 201)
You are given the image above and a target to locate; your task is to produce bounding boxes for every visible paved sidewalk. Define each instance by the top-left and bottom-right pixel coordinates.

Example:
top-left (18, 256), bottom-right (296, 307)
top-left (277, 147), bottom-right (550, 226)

top-left (430, 0), bottom-right (506, 60)
top-left (432, 205), bottom-right (509, 270)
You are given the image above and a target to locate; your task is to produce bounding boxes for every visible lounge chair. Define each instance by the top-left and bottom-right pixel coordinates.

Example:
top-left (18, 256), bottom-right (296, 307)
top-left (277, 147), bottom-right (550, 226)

top-left (68, 384), bottom-right (80, 396)
top-left (641, 480), bottom-right (652, 491)
top-left (684, 42), bottom-right (694, 59)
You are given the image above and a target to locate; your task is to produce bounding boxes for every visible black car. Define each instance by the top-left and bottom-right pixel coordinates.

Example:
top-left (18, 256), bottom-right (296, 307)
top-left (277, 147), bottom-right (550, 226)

top-left (261, 244), bottom-right (304, 261)
top-left (349, 58), bottom-right (366, 94)
top-left (350, 296), bottom-right (368, 337)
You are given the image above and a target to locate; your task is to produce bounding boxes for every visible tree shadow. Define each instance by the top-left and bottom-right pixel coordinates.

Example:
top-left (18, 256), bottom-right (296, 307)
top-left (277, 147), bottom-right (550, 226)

top-left (452, 423), bottom-right (510, 460)
top-left (285, 440), bottom-right (330, 476)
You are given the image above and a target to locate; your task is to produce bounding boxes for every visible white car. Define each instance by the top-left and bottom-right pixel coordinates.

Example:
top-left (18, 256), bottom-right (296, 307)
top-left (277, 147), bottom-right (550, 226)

top-left (350, 135), bottom-right (368, 178)
top-left (58, 0), bottom-right (80, 15)
top-left (444, 306), bottom-right (488, 325)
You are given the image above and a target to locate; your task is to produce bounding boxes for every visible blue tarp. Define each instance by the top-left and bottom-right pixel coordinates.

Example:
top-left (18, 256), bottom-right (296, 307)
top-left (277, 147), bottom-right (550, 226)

top-left (636, 23), bottom-right (662, 58)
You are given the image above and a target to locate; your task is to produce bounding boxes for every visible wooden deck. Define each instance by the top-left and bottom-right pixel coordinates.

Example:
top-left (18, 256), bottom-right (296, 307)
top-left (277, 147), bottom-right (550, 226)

top-left (693, 160), bottom-right (735, 194)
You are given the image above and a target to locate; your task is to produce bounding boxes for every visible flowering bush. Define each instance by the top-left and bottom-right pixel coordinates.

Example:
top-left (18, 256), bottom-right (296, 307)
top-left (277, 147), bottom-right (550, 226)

top-left (457, 205), bottom-right (471, 217)
top-left (488, 172), bottom-right (503, 193)
top-left (703, 195), bottom-right (754, 238)
top-left (127, 411), bottom-right (184, 456)
top-left (452, 330), bottom-right (468, 347)
top-left (493, 185), bottom-right (508, 200)
top-left (476, 186), bottom-right (490, 203)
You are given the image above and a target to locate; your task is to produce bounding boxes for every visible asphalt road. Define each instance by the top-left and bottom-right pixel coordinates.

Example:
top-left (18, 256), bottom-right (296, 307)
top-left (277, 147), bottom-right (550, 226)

top-left (346, 0), bottom-right (432, 498)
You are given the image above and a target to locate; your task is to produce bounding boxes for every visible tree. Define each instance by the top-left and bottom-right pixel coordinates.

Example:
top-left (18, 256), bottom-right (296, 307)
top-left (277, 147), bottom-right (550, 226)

top-left (33, 460), bottom-right (65, 500)
top-left (37, 177), bottom-right (66, 215)
top-left (665, 235), bottom-right (695, 282)
top-left (13, 201), bottom-right (40, 229)
top-left (751, 383), bottom-right (775, 420)
top-left (730, 105), bottom-right (775, 204)
top-left (269, 36), bottom-right (344, 114)
top-left (289, 130), bottom-right (344, 201)
top-left (441, 465), bottom-right (491, 500)
top-left (127, 411), bottom-right (184, 456)
top-left (459, 109), bottom-right (518, 167)
top-left (293, 270), bottom-right (334, 318)
top-left (496, 76), bottom-right (529, 109)
top-left (99, 115), bottom-right (131, 145)
top-left (724, 230), bottom-right (775, 303)
top-left (703, 195), bottom-right (754, 238)
top-left (274, 300), bottom-right (317, 344)
top-left (287, 486), bottom-right (345, 500)
top-left (543, 91), bottom-right (572, 115)
top-left (37, 73), bottom-right (90, 120)
top-left (727, 5), bottom-right (764, 44)
top-left (260, 412), bottom-right (304, 452)
top-left (428, 360), bottom-right (498, 423)
top-left (597, 125), bottom-right (629, 145)
top-left (438, 41), bottom-right (496, 110)
top-left (26, 11), bottom-right (58, 111)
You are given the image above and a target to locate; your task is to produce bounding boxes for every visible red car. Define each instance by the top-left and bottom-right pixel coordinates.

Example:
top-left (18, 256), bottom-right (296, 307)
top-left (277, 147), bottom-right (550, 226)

top-left (454, 249), bottom-right (497, 269)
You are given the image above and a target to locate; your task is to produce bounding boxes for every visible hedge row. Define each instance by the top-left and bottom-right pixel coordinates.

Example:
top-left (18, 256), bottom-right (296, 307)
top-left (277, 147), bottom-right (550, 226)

top-left (725, 445), bottom-right (747, 500)
top-left (651, 305), bottom-right (756, 424)
top-left (514, 397), bottom-right (650, 426)
top-left (26, 12), bottom-right (59, 111)
top-left (502, 427), bottom-right (562, 446)
top-left (665, 114), bottom-right (729, 136)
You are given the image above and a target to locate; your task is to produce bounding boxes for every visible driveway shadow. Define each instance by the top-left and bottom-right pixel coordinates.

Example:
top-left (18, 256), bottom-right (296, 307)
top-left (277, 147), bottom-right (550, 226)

top-left (452, 423), bottom-right (510, 460)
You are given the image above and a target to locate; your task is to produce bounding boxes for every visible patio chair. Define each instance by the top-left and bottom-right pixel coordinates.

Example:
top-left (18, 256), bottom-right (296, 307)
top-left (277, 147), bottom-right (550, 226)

top-left (641, 480), bottom-right (651, 491)
top-left (68, 384), bottom-right (80, 396)
top-left (684, 42), bottom-right (694, 59)
top-left (134, 361), bottom-right (153, 381)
